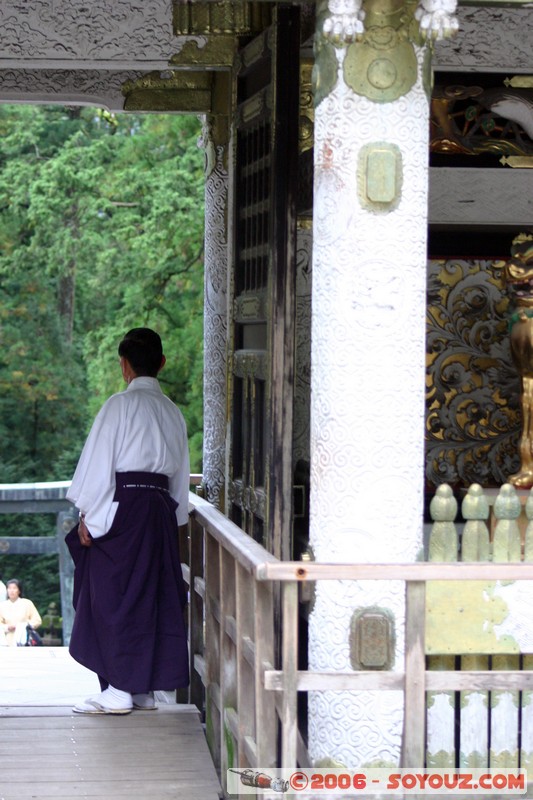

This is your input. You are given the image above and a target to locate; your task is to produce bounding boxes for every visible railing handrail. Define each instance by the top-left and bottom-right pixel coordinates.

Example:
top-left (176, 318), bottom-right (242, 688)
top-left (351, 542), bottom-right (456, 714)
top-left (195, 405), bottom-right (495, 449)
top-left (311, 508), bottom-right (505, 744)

top-left (186, 486), bottom-right (533, 778)
top-left (0, 481), bottom-right (72, 491)
top-left (188, 493), bottom-right (279, 575)
top-left (0, 474), bottom-right (203, 498)
top-left (254, 560), bottom-right (533, 581)
top-left (188, 493), bottom-right (533, 582)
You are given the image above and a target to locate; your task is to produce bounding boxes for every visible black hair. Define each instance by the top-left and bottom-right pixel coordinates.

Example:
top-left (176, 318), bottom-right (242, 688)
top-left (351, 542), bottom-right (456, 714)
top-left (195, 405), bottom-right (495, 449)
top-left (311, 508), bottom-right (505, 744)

top-left (118, 328), bottom-right (163, 378)
top-left (6, 578), bottom-right (23, 597)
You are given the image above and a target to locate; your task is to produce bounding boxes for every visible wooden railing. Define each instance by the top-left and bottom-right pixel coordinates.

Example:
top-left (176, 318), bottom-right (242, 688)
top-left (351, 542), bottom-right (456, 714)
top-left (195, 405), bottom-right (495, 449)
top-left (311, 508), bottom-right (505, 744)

top-left (0, 476), bottom-right (204, 646)
top-left (185, 488), bottom-right (533, 792)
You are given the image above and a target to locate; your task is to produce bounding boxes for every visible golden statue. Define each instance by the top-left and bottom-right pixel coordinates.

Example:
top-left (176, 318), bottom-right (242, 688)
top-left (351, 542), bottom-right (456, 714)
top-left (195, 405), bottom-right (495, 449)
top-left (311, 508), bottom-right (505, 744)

top-left (506, 234), bottom-right (533, 488)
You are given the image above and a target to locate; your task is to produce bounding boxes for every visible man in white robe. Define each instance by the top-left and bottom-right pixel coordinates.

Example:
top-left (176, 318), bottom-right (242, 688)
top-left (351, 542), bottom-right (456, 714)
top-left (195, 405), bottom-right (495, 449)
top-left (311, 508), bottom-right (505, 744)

top-left (66, 328), bottom-right (190, 714)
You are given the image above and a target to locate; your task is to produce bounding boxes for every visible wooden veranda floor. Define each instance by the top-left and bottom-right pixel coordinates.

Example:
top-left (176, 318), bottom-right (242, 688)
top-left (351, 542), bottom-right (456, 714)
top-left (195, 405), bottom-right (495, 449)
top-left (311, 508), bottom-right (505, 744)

top-left (0, 648), bottom-right (221, 800)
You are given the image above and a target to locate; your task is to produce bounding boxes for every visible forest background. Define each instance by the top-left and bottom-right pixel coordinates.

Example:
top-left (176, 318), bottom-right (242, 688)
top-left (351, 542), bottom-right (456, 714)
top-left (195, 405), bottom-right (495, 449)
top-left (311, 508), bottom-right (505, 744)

top-left (0, 105), bottom-right (205, 621)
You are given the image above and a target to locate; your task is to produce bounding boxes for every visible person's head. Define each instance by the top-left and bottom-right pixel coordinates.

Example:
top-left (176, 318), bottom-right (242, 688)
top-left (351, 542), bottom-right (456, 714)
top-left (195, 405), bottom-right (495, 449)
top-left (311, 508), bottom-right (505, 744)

top-left (6, 579), bottom-right (22, 600)
top-left (118, 328), bottom-right (166, 380)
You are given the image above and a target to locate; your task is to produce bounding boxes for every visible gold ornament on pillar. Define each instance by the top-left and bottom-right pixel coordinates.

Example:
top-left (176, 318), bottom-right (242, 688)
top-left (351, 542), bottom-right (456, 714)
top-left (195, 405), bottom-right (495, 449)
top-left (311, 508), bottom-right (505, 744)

top-left (506, 234), bottom-right (533, 488)
top-left (316, 0), bottom-right (458, 104)
top-left (343, 0), bottom-right (419, 102)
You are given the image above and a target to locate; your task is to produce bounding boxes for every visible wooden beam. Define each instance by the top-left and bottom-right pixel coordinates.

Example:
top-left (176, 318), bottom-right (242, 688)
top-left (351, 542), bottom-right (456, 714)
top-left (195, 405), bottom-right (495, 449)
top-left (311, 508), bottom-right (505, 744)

top-left (0, 536), bottom-right (58, 555)
top-left (429, 168), bottom-right (533, 229)
top-left (255, 561), bottom-right (533, 581)
top-left (264, 669), bottom-right (533, 693)
top-left (264, 669), bottom-right (404, 691)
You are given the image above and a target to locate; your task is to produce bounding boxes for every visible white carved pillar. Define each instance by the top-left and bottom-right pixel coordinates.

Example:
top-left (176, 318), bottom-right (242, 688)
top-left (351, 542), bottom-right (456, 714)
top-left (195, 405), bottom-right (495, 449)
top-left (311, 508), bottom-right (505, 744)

top-left (308, 0), bottom-right (458, 768)
top-left (201, 116), bottom-right (229, 508)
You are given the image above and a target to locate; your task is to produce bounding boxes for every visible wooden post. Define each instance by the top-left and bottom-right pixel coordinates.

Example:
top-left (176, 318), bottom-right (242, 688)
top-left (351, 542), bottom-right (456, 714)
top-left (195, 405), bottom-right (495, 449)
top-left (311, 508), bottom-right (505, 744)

top-left (189, 515), bottom-right (206, 713)
top-left (281, 580), bottom-right (298, 767)
top-left (522, 489), bottom-right (533, 772)
top-left (176, 519), bottom-right (191, 704)
top-left (235, 563), bottom-right (254, 765)
top-left (459, 484), bottom-right (490, 768)
top-left (402, 580), bottom-right (426, 767)
top-left (426, 484), bottom-right (458, 768)
top-left (254, 579), bottom-right (277, 768)
top-left (57, 509), bottom-right (77, 646)
top-left (220, 547), bottom-right (237, 786)
top-left (204, 534), bottom-right (222, 773)
top-left (491, 483), bottom-right (521, 769)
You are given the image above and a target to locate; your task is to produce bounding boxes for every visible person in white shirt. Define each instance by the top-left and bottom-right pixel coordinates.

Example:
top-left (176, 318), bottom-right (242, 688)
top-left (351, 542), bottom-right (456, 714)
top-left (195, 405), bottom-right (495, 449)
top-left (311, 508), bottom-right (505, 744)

top-left (0, 579), bottom-right (42, 646)
top-left (66, 328), bottom-right (190, 714)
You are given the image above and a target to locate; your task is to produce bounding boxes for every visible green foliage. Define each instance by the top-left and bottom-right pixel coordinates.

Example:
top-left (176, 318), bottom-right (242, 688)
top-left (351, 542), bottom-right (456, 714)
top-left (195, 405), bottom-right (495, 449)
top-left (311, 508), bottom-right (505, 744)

top-left (0, 514), bottom-right (60, 614)
top-left (0, 105), bottom-right (205, 613)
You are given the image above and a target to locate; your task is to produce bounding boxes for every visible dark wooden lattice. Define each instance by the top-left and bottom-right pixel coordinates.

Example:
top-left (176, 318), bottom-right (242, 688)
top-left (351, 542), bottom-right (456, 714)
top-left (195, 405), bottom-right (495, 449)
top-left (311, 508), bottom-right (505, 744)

top-left (229, 7), bottom-right (299, 556)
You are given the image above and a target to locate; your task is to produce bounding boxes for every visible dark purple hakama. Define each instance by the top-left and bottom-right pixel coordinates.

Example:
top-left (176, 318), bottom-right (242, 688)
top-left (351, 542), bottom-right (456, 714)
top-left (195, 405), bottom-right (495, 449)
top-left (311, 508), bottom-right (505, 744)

top-left (66, 471), bottom-right (189, 694)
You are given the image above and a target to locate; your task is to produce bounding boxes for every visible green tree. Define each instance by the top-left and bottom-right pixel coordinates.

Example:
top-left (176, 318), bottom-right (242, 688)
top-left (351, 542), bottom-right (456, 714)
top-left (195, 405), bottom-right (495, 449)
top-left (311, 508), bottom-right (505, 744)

top-left (0, 106), bottom-right (204, 476)
top-left (0, 105), bottom-right (205, 617)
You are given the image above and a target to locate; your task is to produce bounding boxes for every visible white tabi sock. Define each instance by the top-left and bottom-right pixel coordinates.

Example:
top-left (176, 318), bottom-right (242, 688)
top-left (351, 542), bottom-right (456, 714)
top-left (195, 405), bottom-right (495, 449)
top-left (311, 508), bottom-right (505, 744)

top-left (132, 691), bottom-right (156, 709)
top-left (99, 685), bottom-right (133, 709)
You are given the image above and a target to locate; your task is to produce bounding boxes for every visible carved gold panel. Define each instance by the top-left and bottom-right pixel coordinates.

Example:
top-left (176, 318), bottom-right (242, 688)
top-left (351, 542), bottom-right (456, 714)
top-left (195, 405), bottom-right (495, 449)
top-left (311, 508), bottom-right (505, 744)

top-left (425, 259), bottom-right (521, 488)
top-left (431, 79), bottom-right (533, 158)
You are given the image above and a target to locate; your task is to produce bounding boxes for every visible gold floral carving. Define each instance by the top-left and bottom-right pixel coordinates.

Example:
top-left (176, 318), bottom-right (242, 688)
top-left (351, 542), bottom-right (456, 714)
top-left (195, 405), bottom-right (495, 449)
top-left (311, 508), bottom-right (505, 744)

top-left (425, 259), bottom-right (520, 488)
top-left (431, 80), bottom-right (533, 157)
top-left (299, 58), bottom-right (314, 153)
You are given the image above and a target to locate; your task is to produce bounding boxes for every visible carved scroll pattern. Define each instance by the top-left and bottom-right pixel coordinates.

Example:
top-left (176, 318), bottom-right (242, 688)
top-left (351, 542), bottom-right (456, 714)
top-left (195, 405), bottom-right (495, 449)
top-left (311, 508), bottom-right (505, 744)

top-left (0, 1), bottom-right (177, 61)
top-left (307, 45), bottom-right (429, 767)
top-left (0, 69), bottom-right (143, 110)
top-left (434, 8), bottom-right (533, 72)
top-left (426, 259), bottom-right (520, 489)
top-left (202, 130), bottom-right (228, 508)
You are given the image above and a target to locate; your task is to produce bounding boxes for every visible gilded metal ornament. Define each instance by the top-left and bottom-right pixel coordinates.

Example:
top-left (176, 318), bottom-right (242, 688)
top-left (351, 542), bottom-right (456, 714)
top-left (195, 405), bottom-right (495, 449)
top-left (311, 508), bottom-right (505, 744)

top-left (426, 259), bottom-right (520, 488)
top-left (312, 38), bottom-right (339, 107)
top-left (122, 70), bottom-right (212, 112)
top-left (343, 0), bottom-right (419, 102)
top-left (313, 1), bottom-right (340, 107)
top-left (431, 82), bottom-right (533, 157)
top-left (344, 36), bottom-right (417, 101)
top-left (299, 58), bottom-right (315, 153)
top-left (357, 142), bottom-right (403, 211)
top-left (505, 236), bottom-right (533, 488)
top-left (173, 1), bottom-right (271, 36)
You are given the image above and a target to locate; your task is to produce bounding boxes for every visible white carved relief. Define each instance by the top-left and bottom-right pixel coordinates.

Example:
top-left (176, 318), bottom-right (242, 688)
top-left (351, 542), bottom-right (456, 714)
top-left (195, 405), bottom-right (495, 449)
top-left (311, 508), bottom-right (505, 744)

top-left (308, 44), bottom-right (428, 767)
top-left (434, 7), bottom-right (533, 72)
top-left (202, 125), bottom-right (229, 508)
top-left (414, 0), bottom-right (458, 41)
top-left (323, 0), bottom-right (365, 43)
top-left (0, 1), bottom-right (206, 68)
top-left (0, 69), bottom-right (143, 110)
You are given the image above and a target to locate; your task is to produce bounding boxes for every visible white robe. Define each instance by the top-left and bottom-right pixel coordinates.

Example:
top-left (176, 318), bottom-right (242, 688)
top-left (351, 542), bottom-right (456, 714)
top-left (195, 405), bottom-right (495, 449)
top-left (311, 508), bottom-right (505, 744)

top-left (67, 377), bottom-right (190, 538)
top-left (0, 597), bottom-right (42, 646)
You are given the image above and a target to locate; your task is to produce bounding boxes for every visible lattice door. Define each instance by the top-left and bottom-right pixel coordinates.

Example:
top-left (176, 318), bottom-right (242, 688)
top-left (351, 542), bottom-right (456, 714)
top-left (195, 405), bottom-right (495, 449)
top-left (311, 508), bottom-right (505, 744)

top-left (228, 6), bottom-right (299, 557)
